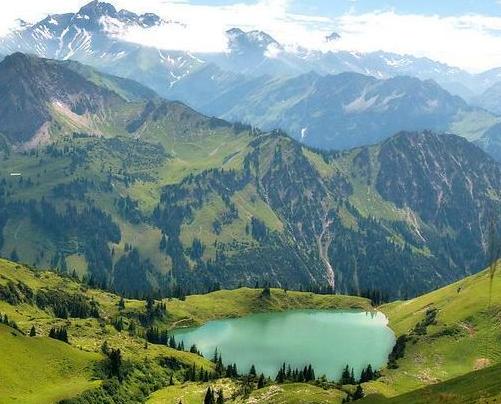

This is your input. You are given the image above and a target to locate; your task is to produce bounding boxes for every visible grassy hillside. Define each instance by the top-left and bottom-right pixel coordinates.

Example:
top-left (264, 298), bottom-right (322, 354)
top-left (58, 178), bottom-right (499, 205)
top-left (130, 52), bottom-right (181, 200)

top-left (1, 58), bottom-right (499, 299)
top-left (2, 257), bottom-right (501, 403)
top-left (148, 379), bottom-right (346, 403)
top-left (0, 258), bottom-right (371, 403)
top-left (0, 324), bottom-right (100, 404)
top-left (364, 362), bottom-right (501, 403)
top-left (362, 263), bottom-right (501, 399)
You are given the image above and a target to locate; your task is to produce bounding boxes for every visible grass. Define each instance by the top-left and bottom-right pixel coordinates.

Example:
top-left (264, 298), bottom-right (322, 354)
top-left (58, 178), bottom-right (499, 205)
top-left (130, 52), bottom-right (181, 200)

top-left (151, 288), bottom-right (371, 329)
top-left (147, 379), bottom-right (241, 404)
top-left (250, 383), bottom-right (346, 403)
top-left (363, 362), bottom-right (501, 403)
top-left (0, 324), bottom-right (100, 404)
top-left (364, 264), bottom-right (501, 397)
top-left (449, 110), bottom-right (501, 141)
top-left (2, 258), bottom-right (501, 403)
top-left (148, 380), bottom-right (347, 404)
top-left (0, 258), bottom-right (371, 403)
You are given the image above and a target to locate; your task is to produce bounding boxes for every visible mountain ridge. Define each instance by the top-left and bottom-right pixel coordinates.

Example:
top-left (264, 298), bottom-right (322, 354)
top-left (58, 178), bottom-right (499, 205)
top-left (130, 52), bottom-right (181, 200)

top-left (2, 1), bottom-right (499, 99)
top-left (0, 54), bottom-right (499, 299)
top-left (168, 66), bottom-right (497, 152)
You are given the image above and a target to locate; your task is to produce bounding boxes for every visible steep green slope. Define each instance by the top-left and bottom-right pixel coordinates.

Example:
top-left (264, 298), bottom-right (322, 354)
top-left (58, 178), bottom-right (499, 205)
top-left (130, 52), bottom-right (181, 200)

top-left (364, 363), bottom-right (501, 403)
top-left (0, 258), bottom-right (371, 403)
top-left (0, 325), bottom-right (100, 404)
top-left (361, 263), bottom-right (501, 399)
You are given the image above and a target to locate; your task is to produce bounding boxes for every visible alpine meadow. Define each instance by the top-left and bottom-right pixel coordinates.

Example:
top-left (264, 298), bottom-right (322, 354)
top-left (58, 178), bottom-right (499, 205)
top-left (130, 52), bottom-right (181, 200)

top-left (0, 1), bottom-right (500, 403)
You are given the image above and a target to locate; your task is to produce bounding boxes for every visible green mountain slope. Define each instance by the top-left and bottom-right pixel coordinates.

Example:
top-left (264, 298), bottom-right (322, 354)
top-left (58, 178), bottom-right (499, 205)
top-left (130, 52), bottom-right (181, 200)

top-left (0, 54), bottom-right (499, 299)
top-left (1, 257), bottom-right (501, 403)
top-left (0, 324), bottom-right (100, 403)
top-left (361, 262), bottom-right (501, 400)
top-left (365, 363), bottom-right (501, 403)
top-left (0, 257), bottom-right (368, 403)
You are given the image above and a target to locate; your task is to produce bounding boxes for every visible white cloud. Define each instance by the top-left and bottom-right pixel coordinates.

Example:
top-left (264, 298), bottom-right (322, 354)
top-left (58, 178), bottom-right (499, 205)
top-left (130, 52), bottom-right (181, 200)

top-left (112, 0), bottom-right (334, 54)
top-left (331, 11), bottom-right (501, 72)
top-left (1, 1), bottom-right (501, 72)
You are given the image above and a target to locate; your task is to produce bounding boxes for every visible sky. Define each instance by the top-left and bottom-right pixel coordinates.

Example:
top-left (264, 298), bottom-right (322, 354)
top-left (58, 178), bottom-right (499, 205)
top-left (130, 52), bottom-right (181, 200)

top-left (2, 0), bottom-right (501, 72)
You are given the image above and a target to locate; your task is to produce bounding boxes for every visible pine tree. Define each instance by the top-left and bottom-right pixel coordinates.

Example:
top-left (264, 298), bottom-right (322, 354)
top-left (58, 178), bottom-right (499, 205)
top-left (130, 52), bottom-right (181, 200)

top-left (275, 363), bottom-right (286, 384)
top-left (366, 364), bottom-right (374, 381)
top-left (108, 348), bottom-right (122, 380)
top-left (212, 348), bottom-right (219, 363)
top-left (249, 364), bottom-right (257, 377)
top-left (216, 388), bottom-right (224, 404)
top-left (189, 363), bottom-right (197, 381)
top-left (257, 373), bottom-right (266, 389)
top-left (128, 320), bottom-right (136, 336)
top-left (352, 385), bottom-right (364, 400)
top-left (101, 340), bottom-right (110, 355)
top-left (204, 387), bottom-right (215, 404)
top-left (339, 365), bottom-right (356, 385)
top-left (360, 364), bottom-right (375, 383)
top-left (10, 249), bottom-right (19, 262)
top-left (29, 325), bottom-right (36, 337)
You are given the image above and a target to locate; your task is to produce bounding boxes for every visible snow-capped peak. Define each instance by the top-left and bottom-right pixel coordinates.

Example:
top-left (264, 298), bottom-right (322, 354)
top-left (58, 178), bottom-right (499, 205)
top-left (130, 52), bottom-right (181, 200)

top-left (226, 28), bottom-right (282, 55)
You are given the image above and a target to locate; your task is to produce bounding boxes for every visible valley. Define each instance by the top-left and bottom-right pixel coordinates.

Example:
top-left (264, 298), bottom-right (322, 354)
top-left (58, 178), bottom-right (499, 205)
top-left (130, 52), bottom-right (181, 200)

top-left (0, 2), bottom-right (500, 402)
top-left (0, 257), bottom-right (500, 403)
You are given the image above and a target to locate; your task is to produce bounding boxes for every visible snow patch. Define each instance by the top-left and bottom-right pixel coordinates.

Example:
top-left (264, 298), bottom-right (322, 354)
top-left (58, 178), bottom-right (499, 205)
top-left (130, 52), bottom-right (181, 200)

top-left (344, 93), bottom-right (379, 113)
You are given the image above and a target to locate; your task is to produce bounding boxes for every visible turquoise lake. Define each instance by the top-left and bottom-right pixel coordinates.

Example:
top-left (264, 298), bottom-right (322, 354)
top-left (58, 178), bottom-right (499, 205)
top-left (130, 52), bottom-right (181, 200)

top-left (173, 310), bottom-right (396, 380)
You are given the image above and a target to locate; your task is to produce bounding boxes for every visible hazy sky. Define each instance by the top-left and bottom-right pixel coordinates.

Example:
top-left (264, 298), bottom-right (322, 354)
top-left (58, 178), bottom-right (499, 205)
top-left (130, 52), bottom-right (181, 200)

top-left (2, 0), bottom-right (501, 72)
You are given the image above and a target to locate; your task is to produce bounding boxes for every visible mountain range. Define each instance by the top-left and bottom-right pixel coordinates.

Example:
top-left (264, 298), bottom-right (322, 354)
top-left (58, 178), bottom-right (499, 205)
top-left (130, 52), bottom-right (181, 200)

top-left (166, 66), bottom-right (500, 152)
top-left (1, 0), bottom-right (499, 100)
top-left (1, 3), bottom-right (501, 403)
top-left (1, 1), bottom-right (500, 160)
top-left (0, 53), bottom-right (499, 300)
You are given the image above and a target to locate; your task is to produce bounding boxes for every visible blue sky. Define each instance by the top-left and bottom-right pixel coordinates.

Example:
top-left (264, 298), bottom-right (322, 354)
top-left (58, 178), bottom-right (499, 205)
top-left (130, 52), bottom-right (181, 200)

top-left (187, 0), bottom-right (501, 17)
top-left (2, 0), bottom-right (501, 71)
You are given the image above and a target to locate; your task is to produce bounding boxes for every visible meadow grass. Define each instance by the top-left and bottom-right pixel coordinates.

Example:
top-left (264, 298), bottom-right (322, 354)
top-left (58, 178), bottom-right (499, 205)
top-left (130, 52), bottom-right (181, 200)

top-left (365, 265), bottom-right (501, 397)
top-left (0, 324), bottom-right (100, 404)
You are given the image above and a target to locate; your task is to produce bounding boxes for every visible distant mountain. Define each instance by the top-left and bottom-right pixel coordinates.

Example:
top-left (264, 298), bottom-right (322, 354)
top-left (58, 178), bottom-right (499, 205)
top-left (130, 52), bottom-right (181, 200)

top-left (475, 125), bottom-right (501, 162)
top-left (0, 1), bottom-right (202, 89)
top-left (472, 81), bottom-right (501, 115)
top-left (325, 32), bottom-right (341, 42)
top-left (168, 68), bottom-right (497, 151)
top-left (1, 1), bottom-right (497, 101)
top-left (202, 30), bottom-right (476, 96)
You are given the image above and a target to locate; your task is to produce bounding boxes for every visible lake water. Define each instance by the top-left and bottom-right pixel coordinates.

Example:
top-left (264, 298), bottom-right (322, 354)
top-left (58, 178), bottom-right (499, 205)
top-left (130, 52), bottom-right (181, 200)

top-left (173, 310), bottom-right (395, 381)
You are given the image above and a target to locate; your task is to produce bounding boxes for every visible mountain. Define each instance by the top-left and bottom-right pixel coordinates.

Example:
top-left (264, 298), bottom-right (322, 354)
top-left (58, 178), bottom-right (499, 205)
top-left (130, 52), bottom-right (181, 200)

top-left (1, 1), bottom-right (497, 102)
top-left (0, 55), bottom-right (499, 299)
top-left (0, 52), bottom-right (125, 146)
top-left (472, 81), bottom-right (501, 115)
top-left (475, 124), bottom-right (501, 162)
top-left (168, 68), bottom-right (498, 151)
top-left (0, 52), bottom-right (229, 151)
top-left (0, 1), bottom-right (202, 89)
top-left (372, 264), bottom-right (501, 401)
